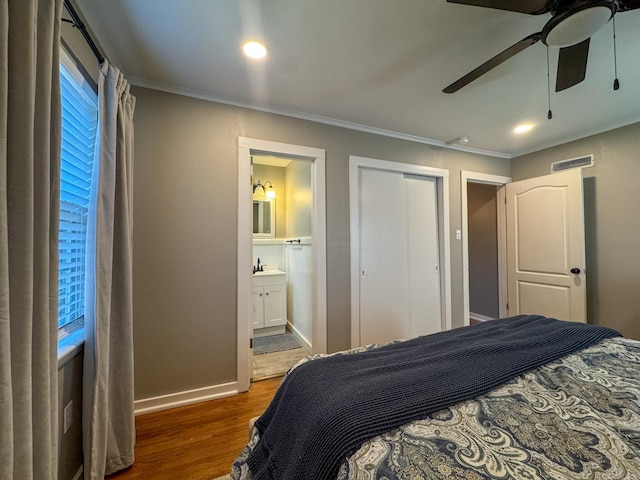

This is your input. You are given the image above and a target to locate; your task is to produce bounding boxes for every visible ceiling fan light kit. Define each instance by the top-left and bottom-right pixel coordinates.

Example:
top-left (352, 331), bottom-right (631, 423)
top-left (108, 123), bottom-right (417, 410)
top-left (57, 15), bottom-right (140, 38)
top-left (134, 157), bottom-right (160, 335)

top-left (541, 3), bottom-right (614, 47)
top-left (443, 0), bottom-right (638, 94)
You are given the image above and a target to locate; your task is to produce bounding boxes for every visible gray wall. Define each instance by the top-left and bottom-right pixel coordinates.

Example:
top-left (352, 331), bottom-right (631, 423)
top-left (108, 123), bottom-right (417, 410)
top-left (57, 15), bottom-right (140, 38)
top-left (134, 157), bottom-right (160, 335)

top-left (132, 86), bottom-right (511, 400)
top-left (468, 182), bottom-right (499, 318)
top-left (58, 351), bottom-right (84, 480)
top-left (511, 122), bottom-right (640, 339)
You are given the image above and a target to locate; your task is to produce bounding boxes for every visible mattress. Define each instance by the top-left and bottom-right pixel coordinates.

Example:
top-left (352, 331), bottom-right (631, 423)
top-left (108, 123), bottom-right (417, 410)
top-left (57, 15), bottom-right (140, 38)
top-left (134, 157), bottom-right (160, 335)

top-left (232, 321), bottom-right (640, 480)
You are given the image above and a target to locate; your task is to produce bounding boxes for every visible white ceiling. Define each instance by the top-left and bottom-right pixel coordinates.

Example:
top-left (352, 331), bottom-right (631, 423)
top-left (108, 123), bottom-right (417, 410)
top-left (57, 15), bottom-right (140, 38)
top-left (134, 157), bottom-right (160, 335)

top-left (74, 0), bottom-right (640, 157)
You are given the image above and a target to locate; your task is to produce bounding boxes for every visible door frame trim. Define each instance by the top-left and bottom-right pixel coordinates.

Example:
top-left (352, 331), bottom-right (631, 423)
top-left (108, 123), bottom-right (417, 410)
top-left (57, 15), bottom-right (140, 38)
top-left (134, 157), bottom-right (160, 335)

top-left (349, 155), bottom-right (451, 348)
top-left (460, 171), bottom-right (511, 326)
top-left (237, 137), bottom-right (327, 392)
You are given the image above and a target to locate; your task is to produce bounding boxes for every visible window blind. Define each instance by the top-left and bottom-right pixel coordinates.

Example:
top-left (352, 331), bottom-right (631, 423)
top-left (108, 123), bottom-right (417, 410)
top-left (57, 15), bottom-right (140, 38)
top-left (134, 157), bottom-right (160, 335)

top-left (58, 61), bottom-right (98, 331)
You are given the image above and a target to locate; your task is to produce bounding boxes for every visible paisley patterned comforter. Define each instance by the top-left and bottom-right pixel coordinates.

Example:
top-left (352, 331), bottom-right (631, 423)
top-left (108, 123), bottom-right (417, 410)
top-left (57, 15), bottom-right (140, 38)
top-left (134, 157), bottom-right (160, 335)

top-left (232, 337), bottom-right (640, 480)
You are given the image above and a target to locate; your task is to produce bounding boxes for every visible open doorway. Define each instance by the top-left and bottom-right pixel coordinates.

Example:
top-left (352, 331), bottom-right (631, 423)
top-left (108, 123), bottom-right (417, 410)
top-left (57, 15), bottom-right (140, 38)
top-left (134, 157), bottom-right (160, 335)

top-left (467, 182), bottom-right (500, 324)
top-left (461, 171), bottom-right (511, 326)
top-left (251, 156), bottom-right (312, 380)
top-left (237, 138), bottom-right (326, 392)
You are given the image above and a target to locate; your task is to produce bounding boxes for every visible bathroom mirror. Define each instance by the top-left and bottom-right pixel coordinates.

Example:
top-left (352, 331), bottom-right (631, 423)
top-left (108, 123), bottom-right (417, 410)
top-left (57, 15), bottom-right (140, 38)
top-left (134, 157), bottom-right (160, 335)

top-left (253, 197), bottom-right (275, 238)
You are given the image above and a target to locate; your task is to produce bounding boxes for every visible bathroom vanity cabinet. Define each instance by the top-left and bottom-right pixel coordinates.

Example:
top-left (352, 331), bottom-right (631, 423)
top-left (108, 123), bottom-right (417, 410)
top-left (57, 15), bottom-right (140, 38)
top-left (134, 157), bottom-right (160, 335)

top-left (252, 271), bottom-right (287, 337)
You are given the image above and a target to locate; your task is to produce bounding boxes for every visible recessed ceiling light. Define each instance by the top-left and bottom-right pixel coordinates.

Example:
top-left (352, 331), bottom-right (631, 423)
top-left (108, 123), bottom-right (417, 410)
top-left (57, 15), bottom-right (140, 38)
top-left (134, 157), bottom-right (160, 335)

top-left (242, 40), bottom-right (268, 60)
top-left (513, 123), bottom-right (534, 135)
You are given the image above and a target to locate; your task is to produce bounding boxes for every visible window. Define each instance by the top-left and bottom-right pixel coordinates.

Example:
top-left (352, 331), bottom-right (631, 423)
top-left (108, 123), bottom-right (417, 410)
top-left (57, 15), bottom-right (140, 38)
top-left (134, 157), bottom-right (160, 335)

top-left (58, 53), bottom-right (98, 337)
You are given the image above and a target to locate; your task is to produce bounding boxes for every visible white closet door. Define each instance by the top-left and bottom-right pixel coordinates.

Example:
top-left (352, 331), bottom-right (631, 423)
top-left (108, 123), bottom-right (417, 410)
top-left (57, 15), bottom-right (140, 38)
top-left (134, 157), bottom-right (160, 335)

top-left (405, 174), bottom-right (441, 337)
top-left (359, 168), bottom-right (409, 345)
top-left (358, 168), bottom-right (441, 345)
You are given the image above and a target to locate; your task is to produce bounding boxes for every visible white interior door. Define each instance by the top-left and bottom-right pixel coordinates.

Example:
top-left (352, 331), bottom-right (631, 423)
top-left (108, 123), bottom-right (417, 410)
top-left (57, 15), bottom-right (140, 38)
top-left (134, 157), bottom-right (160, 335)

top-left (505, 169), bottom-right (586, 322)
top-left (358, 168), bottom-right (441, 345)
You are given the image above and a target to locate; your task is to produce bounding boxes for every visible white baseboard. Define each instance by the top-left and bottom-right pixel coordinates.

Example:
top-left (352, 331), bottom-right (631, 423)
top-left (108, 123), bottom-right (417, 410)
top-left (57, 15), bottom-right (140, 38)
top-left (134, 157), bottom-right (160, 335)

top-left (469, 312), bottom-right (495, 323)
top-left (287, 322), bottom-right (312, 352)
top-left (134, 381), bottom-right (238, 416)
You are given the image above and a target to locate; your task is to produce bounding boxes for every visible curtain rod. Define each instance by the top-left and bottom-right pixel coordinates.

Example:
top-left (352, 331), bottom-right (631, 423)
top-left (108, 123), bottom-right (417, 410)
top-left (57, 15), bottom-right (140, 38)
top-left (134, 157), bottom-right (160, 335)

top-left (62, 0), bottom-right (105, 64)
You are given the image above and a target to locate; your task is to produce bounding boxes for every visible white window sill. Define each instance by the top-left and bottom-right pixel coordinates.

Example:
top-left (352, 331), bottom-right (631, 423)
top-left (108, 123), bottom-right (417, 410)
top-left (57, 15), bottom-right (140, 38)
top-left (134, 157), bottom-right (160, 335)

top-left (58, 328), bottom-right (85, 368)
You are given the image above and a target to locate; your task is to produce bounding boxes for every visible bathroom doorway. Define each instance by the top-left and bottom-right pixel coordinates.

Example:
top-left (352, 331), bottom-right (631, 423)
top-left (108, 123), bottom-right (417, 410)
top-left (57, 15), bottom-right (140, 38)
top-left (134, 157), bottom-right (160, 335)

top-left (251, 156), bottom-right (313, 380)
top-left (237, 138), bottom-right (326, 392)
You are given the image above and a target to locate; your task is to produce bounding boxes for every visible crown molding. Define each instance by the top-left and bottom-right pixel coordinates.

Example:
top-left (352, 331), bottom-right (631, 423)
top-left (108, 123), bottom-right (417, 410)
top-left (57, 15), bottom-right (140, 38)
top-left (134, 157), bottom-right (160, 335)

top-left (128, 76), bottom-right (511, 160)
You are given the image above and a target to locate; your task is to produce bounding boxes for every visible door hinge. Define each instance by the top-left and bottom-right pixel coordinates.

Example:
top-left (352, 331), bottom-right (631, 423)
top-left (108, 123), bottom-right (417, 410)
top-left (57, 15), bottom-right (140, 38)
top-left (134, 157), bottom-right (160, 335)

top-left (506, 303), bottom-right (509, 311)
top-left (250, 338), bottom-right (253, 349)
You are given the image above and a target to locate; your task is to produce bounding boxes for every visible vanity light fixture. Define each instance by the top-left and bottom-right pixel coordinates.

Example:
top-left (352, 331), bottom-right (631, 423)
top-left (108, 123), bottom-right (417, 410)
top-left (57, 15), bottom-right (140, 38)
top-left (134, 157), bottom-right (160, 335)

top-left (253, 180), bottom-right (276, 198)
top-left (264, 181), bottom-right (276, 199)
top-left (242, 40), bottom-right (268, 60)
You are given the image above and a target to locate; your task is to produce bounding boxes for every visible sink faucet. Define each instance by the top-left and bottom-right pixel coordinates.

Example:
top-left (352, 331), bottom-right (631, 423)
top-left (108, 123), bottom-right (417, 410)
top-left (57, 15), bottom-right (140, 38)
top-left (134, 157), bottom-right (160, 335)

top-left (253, 257), bottom-right (263, 274)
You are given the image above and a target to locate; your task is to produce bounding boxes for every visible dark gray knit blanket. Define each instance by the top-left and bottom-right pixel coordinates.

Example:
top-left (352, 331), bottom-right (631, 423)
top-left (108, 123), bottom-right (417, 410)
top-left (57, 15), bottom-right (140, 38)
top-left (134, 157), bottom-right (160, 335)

top-left (246, 315), bottom-right (620, 480)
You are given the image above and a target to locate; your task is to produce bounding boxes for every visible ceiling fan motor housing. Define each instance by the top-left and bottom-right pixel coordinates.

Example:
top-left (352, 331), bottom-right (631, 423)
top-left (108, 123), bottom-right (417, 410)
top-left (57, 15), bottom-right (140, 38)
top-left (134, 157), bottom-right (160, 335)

top-left (542, 1), bottom-right (616, 47)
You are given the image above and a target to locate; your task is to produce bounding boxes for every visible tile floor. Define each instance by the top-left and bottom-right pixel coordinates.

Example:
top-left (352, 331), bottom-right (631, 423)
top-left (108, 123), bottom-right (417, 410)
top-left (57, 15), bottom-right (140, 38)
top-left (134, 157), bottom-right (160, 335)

top-left (252, 347), bottom-right (309, 381)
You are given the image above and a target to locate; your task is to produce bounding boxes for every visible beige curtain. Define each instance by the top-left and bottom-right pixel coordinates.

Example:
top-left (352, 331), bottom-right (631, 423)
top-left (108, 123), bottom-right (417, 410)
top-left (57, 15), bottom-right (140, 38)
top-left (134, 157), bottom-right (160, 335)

top-left (83, 60), bottom-right (136, 479)
top-left (1, 0), bottom-right (63, 479)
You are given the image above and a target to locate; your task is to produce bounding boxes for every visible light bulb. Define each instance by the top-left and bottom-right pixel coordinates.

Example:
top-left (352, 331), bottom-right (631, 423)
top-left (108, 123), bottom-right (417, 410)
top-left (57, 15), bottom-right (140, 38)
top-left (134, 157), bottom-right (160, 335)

top-left (266, 186), bottom-right (276, 199)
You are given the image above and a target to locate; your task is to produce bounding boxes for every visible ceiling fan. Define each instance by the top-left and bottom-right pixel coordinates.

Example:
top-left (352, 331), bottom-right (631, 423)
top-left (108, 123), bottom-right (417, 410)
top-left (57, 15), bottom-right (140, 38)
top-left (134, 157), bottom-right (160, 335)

top-left (443, 0), bottom-right (640, 94)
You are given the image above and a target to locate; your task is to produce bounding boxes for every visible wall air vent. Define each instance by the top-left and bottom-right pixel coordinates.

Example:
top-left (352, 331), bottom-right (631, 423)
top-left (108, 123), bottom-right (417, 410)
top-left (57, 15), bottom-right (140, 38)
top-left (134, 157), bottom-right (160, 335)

top-left (551, 154), bottom-right (594, 173)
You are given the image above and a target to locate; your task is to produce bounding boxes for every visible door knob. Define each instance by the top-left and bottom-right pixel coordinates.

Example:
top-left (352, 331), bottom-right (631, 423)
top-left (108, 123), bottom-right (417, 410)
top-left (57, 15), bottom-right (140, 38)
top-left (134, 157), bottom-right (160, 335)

top-left (570, 267), bottom-right (581, 274)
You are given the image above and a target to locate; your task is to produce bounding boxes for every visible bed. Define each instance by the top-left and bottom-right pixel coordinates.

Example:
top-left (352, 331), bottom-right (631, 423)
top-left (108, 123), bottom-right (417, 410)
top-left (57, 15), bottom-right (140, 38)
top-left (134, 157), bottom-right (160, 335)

top-left (231, 315), bottom-right (640, 480)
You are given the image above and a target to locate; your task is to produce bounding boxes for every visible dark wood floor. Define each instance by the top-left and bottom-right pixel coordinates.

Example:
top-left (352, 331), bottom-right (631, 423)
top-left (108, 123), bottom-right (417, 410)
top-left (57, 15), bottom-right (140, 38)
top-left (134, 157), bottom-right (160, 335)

top-left (107, 377), bottom-right (282, 480)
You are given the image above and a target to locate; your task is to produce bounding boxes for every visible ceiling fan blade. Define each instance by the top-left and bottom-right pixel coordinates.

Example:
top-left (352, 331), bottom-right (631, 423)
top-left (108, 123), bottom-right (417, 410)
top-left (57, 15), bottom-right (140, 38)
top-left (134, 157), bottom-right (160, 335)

top-left (555, 38), bottom-right (590, 92)
top-left (617, 0), bottom-right (640, 11)
top-left (446, 0), bottom-right (552, 15)
top-left (443, 33), bottom-right (541, 93)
